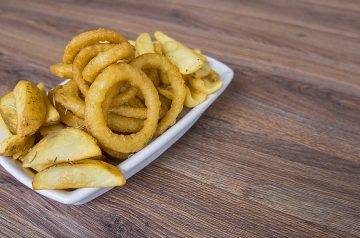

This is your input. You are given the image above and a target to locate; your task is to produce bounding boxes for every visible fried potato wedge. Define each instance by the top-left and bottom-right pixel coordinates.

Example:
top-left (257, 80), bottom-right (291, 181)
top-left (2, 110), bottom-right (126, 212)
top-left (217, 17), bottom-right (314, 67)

top-left (128, 40), bottom-right (135, 47)
top-left (22, 128), bottom-right (101, 168)
top-left (39, 124), bottom-right (66, 137)
top-left (37, 83), bottom-right (60, 126)
top-left (14, 80), bottom-right (46, 136)
top-left (31, 155), bottom-right (105, 172)
top-left (192, 63), bottom-right (211, 79)
top-left (0, 114), bottom-right (15, 145)
top-left (32, 159), bottom-right (126, 190)
top-left (184, 84), bottom-right (207, 108)
top-left (193, 48), bottom-right (207, 62)
top-left (135, 33), bottom-right (155, 55)
top-left (153, 41), bottom-right (163, 55)
top-left (0, 114), bottom-right (35, 157)
top-left (0, 92), bottom-right (17, 133)
top-left (154, 31), bottom-right (203, 74)
top-left (188, 71), bottom-right (223, 95)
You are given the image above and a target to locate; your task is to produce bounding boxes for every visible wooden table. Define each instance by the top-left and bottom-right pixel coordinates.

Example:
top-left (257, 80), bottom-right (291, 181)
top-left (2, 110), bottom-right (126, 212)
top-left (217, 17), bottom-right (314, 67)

top-left (0, 0), bottom-right (359, 237)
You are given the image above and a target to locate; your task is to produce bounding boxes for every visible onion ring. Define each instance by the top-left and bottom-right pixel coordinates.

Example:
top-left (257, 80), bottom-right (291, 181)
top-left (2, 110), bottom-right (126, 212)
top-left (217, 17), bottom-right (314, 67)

top-left (131, 53), bottom-right (186, 136)
top-left (157, 85), bottom-right (173, 100)
top-left (144, 69), bottom-right (160, 86)
top-left (85, 63), bottom-right (160, 153)
top-left (128, 97), bottom-right (145, 108)
top-left (63, 28), bottom-right (127, 64)
top-left (160, 94), bottom-right (172, 109)
top-left (82, 42), bottom-right (135, 83)
top-left (72, 43), bottom-right (116, 95)
top-left (109, 103), bottom-right (167, 119)
top-left (107, 113), bottom-right (143, 134)
top-left (111, 86), bottom-right (138, 106)
top-left (102, 146), bottom-right (131, 161)
top-left (50, 63), bottom-right (72, 79)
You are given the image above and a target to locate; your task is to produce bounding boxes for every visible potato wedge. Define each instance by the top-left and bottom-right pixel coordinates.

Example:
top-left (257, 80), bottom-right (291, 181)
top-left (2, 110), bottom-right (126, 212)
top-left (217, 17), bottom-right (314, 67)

top-left (153, 41), bottom-right (163, 55)
top-left (184, 84), bottom-right (207, 108)
top-left (128, 40), bottom-right (135, 47)
top-left (154, 31), bottom-right (204, 74)
top-left (0, 92), bottom-right (17, 134)
top-left (188, 70), bottom-right (223, 95)
top-left (192, 63), bottom-right (211, 79)
top-left (193, 48), bottom-right (207, 62)
top-left (0, 113), bottom-right (14, 143)
top-left (22, 128), bottom-right (101, 168)
top-left (37, 83), bottom-right (60, 126)
top-left (0, 114), bottom-right (35, 157)
top-left (135, 33), bottom-right (155, 55)
top-left (31, 155), bottom-right (105, 172)
top-left (39, 124), bottom-right (66, 137)
top-left (32, 159), bottom-right (126, 190)
top-left (14, 80), bottom-right (46, 136)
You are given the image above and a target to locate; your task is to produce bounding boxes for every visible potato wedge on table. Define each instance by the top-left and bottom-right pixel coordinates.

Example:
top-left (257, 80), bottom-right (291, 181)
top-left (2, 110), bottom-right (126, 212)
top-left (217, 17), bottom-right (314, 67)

top-left (32, 159), bottom-right (126, 190)
top-left (0, 92), bottom-right (17, 134)
top-left (0, 114), bottom-right (35, 157)
top-left (22, 128), bottom-right (101, 168)
top-left (14, 80), bottom-right (46, 136)
top-left (37, 83), bottom-right (60, 126)
top-left (154, 31), bottom-right (204, 74)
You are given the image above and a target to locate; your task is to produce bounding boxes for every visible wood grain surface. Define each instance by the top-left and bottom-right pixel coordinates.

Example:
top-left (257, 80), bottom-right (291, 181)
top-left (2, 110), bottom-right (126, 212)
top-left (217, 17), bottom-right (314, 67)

top-left (0, 0), bottom-right (359, 237)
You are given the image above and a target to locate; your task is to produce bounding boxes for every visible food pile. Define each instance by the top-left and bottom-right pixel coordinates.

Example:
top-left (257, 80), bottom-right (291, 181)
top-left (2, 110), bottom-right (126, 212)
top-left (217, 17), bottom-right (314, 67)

top-left (0, 29), bottom-right (223, 190)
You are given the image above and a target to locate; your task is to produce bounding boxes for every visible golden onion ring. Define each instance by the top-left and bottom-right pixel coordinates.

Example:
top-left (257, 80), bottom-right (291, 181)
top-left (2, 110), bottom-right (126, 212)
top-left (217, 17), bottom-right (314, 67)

top-left (157, 85), bottom-right (173, 100)
top-left (82, 42), bottom-right (135, 83)
top-left (72, 43), bottom-right (116, 95)
top-left (128, 97), bottom-right (145, 108)
top-left (131, 53), bottom-right (186, 136)
top-left (144, 69), bottom-right (160, 86)
top-left (102, 146), bottom-right (131, 161)
top-left (63, 28), bottom-right (127, 64)
top-left (85, 63), bottom-right (160, 153)
top-left (111, 86), bottom-right (138, 106)
top-left (109, 103), bottom-right (167, 119)
top-left (159, 94), bottom-right (172, 109)
top-left (50, 63), bottom-right (72, 79)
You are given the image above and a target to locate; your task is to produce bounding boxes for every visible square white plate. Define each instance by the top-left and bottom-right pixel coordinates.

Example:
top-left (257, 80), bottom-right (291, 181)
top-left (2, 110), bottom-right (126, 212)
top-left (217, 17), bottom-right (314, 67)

top-left (0, 56), bottom-right (234, 205)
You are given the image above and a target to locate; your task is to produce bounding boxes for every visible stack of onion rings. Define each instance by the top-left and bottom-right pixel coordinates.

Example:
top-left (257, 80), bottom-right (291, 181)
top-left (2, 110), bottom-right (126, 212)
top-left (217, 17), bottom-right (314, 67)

top-left (49, 28), bottom-right (223, 160)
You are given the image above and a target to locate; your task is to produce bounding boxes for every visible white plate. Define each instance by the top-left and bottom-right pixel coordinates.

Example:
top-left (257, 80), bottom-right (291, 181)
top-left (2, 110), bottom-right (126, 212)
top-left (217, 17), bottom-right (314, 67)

top-left (0, 56), bottom-right (234, 205)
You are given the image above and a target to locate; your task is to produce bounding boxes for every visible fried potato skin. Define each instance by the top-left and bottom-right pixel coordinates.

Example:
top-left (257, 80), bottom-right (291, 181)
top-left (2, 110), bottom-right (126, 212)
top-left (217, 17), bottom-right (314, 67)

top-left (14, 80), bottom-right (46, 136)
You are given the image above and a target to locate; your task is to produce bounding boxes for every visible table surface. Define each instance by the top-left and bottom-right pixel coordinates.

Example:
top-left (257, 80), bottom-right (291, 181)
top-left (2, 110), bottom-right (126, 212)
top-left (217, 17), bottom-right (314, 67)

top-left (0, 0), bottom-right (359, 237)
